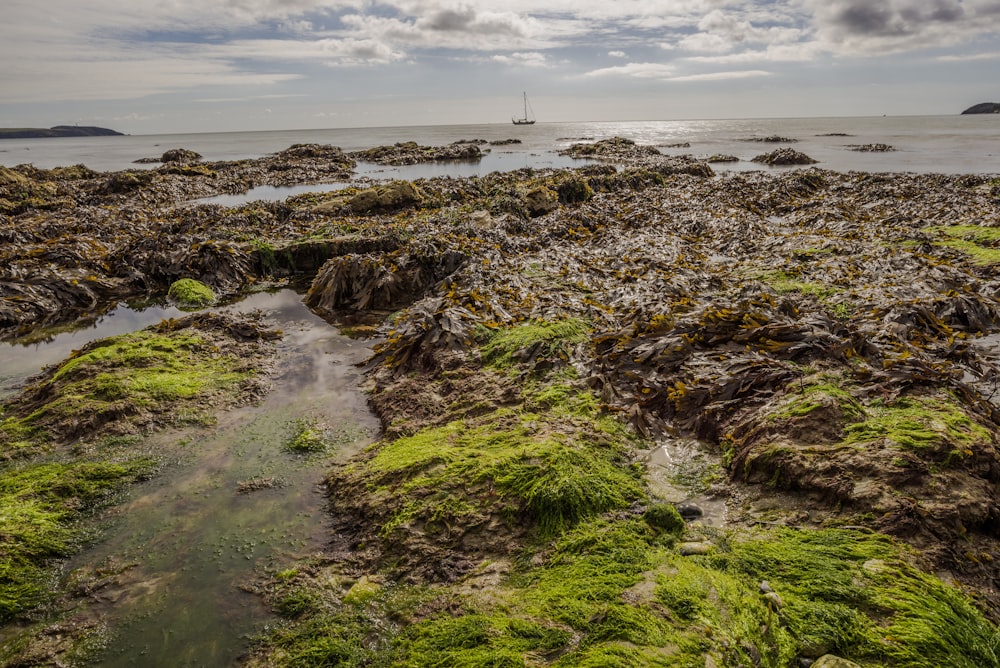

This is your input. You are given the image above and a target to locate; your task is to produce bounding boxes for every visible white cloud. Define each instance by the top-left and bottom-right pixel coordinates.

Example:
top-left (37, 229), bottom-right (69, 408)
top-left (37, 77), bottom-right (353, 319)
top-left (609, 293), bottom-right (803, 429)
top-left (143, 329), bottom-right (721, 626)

top-left (493, 52), bottom-right (550, 67)
top-left (608, 50), bottom-right (627, 58)
top-left (584, 62), bottom-right (677, 79)
top-left (667, 69), bottom-right (771, 82)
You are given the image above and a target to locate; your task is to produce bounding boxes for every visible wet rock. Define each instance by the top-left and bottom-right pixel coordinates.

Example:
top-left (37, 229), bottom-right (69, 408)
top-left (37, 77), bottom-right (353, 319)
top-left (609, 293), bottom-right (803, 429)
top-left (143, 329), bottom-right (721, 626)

top-left (811, 656), bottom-right (862, 668)
top-left (675, 502), bottom-right (703, 520)
top-left (752, 149), bottom-right (819, 165)
top-left (489, 138), bottom-right (522, 145)
top-left (745, 135), bottom-right (798, 143)
top-left (350, 141), bottom-right (482, 166)
top-left (160, 148), bottom-right (203, 163)
top-left (237, 477), bottom-right (281, 493)
top-left (706, 154), bottom-right (740, 163)
top-left (763, 591), bottom-right (784, 610)
top-left (560, 136), bottom-right (661, 162)
top-left (678, 542), bottom-right (712, 556)
top-left (847, 143), bottom-right (895, 152)
top-left (525, 186), bottom-right (559, 217)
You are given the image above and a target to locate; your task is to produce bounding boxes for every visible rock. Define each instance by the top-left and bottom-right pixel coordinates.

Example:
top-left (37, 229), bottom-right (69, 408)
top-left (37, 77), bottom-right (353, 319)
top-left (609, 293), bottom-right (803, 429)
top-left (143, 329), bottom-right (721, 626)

top-left (847, 143), bottom-right (895, 152)
top-left (962, 102), bottom-right (1000, 114)
top-left (811, 656), bottom-right (862, 668)
top-left (675, 502), bottom-right (703, 520)
top-left (706, 154), bottom-right (740, 163)
top-left (166, 278), bottom-right (215, 309)
top-left (758, 580), bottom-right (774, 594)
top-left (678, 542), bottom-right (712, 556)
top-left (745, 135), bottom-right (798, 143)
top-left (160, 148), bottom-right (202, 163)
top-left (350, 141), bottom-right (482, 165)
top-left (342, 575), bottom-right (381, 604)
top-left (751, 148), bottom-right (818, 165)
top-left (315, 181), bottom-right (426, 214)
top-left (525, 186), bottom-right (559, 217)
top-left (763, 591), bottom-right (784, 610)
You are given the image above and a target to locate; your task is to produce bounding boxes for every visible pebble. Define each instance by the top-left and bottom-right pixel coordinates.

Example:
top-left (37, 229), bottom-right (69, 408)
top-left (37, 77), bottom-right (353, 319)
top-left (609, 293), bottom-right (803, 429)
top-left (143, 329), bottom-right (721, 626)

top-left (678, 542), bottom-right (712, 556)
top-left (675, 502), bottom-right (703, 520)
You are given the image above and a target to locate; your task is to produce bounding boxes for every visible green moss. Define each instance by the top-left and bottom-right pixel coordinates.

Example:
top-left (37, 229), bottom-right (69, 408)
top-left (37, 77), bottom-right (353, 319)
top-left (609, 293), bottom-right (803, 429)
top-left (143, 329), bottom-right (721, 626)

top-left (480, 318), bottom-right (590, 370)
top-left (2, 328), bottom-right (254, 458)
top-left (754, 270), bottom-right (837, 300)
top-left (362, 410), bottom-right (642, 537)
top-left (253, 517), bottom-right (1000, 668)
top-left (774, 380), bottom-right (864, 421)
top-left (841, 395), bottom-right (990, 459)
top-left (643, 503), bottom-right (685, 534)
top-left (167, 278), bottom-right (215, 309)
top-left (0, 459), bottom-right (153, 620)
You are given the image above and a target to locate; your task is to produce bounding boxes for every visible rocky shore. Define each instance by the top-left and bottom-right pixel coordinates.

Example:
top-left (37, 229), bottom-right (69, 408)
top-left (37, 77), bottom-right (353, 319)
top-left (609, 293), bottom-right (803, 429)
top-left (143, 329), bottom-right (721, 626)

top-left (2, 137), bottom-right (1000, 666)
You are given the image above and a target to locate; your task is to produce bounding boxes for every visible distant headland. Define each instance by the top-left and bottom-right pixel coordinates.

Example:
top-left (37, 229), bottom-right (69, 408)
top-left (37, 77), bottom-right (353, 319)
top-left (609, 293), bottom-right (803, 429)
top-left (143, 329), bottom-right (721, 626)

top-left (961, 102), bottom-right (1000, 114)
top-left (0, 125), bottom-right (124, 139)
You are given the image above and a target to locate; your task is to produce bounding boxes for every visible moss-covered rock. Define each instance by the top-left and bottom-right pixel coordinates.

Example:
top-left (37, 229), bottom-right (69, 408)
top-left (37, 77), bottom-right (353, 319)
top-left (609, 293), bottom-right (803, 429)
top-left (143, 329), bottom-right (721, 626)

top-left (167, 278), bottom-right (215, 309)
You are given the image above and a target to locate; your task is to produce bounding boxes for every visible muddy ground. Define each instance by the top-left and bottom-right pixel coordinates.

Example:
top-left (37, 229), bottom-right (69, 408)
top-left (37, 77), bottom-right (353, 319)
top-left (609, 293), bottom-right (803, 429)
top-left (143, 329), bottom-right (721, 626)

top-left (3, 138), bottom-right (1000, 666)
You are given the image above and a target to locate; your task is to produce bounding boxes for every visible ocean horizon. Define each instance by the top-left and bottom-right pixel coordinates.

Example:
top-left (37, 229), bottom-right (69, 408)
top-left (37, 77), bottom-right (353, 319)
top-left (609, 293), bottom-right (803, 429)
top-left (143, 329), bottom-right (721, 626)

top-left (1, 114), bottom-right (998, 176)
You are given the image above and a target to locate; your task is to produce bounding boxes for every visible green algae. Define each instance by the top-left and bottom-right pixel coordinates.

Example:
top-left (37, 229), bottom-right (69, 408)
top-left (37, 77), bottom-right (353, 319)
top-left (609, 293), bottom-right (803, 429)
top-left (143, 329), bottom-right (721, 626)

top-left (480, 318), bottom-right (590, 370)
top-left (773, 379), bottom-right (864, 421)
top-left (841, 395), bottom-right (990, 458)
top-left (930, 225), bottom-right (1000, 265)
top-left (359, 405), bottom-right (643, 538)
top-left (754, 269), bottom-right (837, 300)
top-left (0, 459), bottom-right (153, 620)
top-left (0, 319), bottom-right (263, 624)
top-left (1, 327), bottom-right (253, 456)
top-left (167, 278), bottom-right (216, 309)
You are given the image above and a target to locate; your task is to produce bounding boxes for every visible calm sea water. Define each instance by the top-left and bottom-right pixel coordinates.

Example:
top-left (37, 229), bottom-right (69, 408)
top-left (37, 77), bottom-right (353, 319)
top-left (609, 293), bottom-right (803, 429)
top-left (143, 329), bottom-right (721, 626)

top-left (1, 116), bottom-right (998, 176)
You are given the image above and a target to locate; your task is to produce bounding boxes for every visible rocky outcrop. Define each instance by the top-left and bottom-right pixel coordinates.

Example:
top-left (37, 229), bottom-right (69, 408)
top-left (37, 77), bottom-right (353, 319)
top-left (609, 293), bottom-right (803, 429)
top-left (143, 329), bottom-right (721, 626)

top-left (962, 102), bottom-right (1000, 114)
top-left (349, 141), bottom-right (482, 165)
top-left (752, 148), bottom-right (819, 165)
top-left (0, 126), bottom-right (123, 139)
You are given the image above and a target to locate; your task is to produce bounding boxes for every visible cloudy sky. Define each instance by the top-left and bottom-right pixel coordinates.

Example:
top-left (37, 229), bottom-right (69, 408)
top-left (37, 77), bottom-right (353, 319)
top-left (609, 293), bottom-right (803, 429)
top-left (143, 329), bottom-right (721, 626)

top-left (2, 0), bottom-right (999, 134)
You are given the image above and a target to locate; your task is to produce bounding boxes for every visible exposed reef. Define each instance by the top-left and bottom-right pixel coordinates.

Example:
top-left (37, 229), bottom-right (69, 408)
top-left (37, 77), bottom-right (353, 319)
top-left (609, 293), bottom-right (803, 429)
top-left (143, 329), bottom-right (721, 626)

top-left (3, 136), bottom-right (1000, 666)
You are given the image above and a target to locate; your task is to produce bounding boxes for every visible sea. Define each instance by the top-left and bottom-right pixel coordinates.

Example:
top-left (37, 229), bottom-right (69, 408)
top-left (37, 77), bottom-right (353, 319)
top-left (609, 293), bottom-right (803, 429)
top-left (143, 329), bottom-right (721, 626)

top-left (1, 116), bottom-right (998, 187)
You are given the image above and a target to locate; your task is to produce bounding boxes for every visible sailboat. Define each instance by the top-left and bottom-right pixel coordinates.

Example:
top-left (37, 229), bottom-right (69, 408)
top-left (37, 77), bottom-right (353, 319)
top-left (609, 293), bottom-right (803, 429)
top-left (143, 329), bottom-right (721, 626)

top-left (512, 92), bottom-right (535, 125)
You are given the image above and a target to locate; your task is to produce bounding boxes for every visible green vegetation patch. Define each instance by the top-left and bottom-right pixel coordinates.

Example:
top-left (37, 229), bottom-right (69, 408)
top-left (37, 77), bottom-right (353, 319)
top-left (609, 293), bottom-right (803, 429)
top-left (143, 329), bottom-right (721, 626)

top-left (841, 394), bottom-right (991, 459)
top-left (358, 402), bottom-right (643, 537)
top-left (166, 278), bottom-right (216, 309)
top-left (931, 225), bottom-right (1000, 265)
top-left (261, 524), bottom-right (1000, 667)
top-left (0, 459), bottom-right (153, 620)
top-left (479, 318), bottom-right (590, 370)
top-left (1, 326), bottom-right (255, 456)
top-left (773, 379), bottom-right (865, 421)
top-left (754, 269), bottom-right (837, 300)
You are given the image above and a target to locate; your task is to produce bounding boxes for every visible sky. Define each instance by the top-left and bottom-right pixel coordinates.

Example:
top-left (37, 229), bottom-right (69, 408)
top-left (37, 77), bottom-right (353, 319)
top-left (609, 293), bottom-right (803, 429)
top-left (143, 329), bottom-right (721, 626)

top-left (2, 0), bottom-right (999, 135)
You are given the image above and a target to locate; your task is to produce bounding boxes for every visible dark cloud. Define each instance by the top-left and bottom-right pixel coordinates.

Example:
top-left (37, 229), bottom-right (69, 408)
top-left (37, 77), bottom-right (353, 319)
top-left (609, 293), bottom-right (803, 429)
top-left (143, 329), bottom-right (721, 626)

top-left (425, 7), bottom-right (475, 31)
top-left (823, 0), bottom-right (966, 37)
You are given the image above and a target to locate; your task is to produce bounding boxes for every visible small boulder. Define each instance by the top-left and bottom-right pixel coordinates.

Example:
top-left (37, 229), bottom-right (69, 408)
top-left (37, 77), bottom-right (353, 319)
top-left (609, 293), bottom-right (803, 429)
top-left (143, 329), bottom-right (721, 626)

top-left (525, 186), bottom-right (559, 217)
top-left (678, 542), bottom-right (712, 556)
top-left (167, 278), bottom-right (215, 309)
top-left (160, 148), bottom-right (203, 163)
top-left (752, 148), bottom-right (818, 166)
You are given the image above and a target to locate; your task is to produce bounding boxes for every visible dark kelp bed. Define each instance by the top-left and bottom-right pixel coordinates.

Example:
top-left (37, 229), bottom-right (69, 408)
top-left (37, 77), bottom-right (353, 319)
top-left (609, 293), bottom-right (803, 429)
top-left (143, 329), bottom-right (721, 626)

top-left (2, 137), bottom-right (1000, 666)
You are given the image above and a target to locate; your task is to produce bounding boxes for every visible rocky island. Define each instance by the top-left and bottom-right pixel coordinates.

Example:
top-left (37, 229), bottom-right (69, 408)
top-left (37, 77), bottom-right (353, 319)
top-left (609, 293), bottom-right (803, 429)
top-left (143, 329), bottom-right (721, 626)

top-left (2, 138), bottom-right (1000, 667)
top-left (962, 102), bottom-right (1000, 114)
top-left (0, 125), bottom-right (124, 139)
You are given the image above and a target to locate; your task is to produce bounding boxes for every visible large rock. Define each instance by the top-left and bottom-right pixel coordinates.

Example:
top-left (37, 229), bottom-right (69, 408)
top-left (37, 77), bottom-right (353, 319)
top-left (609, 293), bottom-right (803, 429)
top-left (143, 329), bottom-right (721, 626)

top-left (961, 102), bottom-right (1000, 114)
top-left (751, 148), bottom-right (818, 165)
